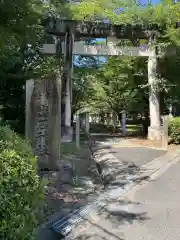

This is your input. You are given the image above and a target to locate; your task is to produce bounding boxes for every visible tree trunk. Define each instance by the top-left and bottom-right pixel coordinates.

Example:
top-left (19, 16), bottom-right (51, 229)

top-left (142, 110), bottom-right (150, 138)
top-left (100, 112), bottom-right (105, 124)
top-left (112, 112), bottom-right (117, 133)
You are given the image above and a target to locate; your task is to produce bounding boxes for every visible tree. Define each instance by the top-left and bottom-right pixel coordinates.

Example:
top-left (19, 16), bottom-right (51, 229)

top-left (70, 0), bottom-right (180, 122)
top-left (1, 0), bottom-right (180, 133)
top-left (0, 0), bottom-right (60, 133)
top-left (86, 56), bottom-right (148, 115)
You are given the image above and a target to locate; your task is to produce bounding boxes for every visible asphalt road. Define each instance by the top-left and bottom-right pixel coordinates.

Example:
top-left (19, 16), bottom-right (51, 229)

top-left (111, 146), bottom-right (166, 167)
top-left (36, 141), bottom-right (176, 240)
top-left (67, 155), bottom-right (180, 240)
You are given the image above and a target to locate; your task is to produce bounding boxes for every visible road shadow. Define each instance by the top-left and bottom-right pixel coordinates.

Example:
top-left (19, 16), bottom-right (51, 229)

top-left (69, 198), bottom-right (150, 240)
top-left (97, 199), bottom-right (150, 226)
top-left (92, 149), bottom-right (153, 189)
top-left (37, 135), bottom-right (154, 240)
top-left (110, 147), bottom-right (166, 167)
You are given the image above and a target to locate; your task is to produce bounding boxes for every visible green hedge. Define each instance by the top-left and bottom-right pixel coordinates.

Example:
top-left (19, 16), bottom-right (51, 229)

top-left (169, 117), bottom-right (180, 144)
top-left (0, 125), bottom-right (44, 240)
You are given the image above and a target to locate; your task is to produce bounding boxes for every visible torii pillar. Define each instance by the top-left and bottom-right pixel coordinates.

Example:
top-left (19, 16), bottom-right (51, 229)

top-left (62, 31), bottom-right (74, 142)
top-left (148, 45), bottom-right (161, 140)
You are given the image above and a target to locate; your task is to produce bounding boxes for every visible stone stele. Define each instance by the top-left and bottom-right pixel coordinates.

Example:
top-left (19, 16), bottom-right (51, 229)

top-left (26, 75), bottom-right (61, 170)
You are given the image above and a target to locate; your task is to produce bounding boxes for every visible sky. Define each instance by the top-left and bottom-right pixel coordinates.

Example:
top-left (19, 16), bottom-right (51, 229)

top-left (139, 0), bottom-right (160, 4)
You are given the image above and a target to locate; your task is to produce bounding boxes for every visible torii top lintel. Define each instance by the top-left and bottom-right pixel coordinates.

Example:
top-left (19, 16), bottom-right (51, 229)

top-left (44, 18), bottom-right (162, 40)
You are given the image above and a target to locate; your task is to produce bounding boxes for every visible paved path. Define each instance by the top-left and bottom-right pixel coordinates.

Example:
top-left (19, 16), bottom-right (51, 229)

top-left (95, 138), bottom-right (167, 167)
top-left (110, 139), bottom-right (167, 167)
top-left (67, 153), bottom-right (180, 240)
top-left (119, 158), bottom-right (180, 240)
top-left (111, 146), bottom-right (166, 167)
top-left (36, 138), bottom-right (179, 240)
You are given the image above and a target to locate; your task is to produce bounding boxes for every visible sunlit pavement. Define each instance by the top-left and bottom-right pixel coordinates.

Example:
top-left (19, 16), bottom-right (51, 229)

top-left (36, 139), bottom-right (179, 240)
top-left (67, 155), bottom-right (180, 240)
top-left (111, 146), bottom-right (166, 167)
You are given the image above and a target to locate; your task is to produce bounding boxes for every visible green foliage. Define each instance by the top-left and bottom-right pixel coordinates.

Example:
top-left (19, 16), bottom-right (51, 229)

top-left (0, 125), bottom-right (44, 240)
top-left (70, 0), bottom-right (180, 46)
top-left (73, 67), bottom-right (100, 114)
top-left (83, 56), bottom-right (149, 116)
top-left (0, 0), bottom-right (43, 64)
top-left (169, 117), bottom-right (180, 144)
top-left (0, 0), bottom-right (180, 132)
top-left (0, 0), bottom-right (59, 132)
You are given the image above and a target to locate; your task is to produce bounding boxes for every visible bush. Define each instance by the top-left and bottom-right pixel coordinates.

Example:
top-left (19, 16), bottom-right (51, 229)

top-left (0, 125), bottom-right (44, 240)
top-left (169, 117), bottom-right (180, 144)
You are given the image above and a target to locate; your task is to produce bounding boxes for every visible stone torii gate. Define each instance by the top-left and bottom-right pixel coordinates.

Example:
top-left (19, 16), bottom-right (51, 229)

top-left (46, 19), bottom-right (174, 140)
top-left (43, 19), bottom-right (166, 140)
top-left (25, 19), bottom-right (173, 170)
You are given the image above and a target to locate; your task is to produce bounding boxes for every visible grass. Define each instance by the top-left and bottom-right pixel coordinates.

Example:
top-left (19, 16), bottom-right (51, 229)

top-left (60, 124), bottom-right (143, 156)
top-left (89, 122), bottom-right (143, 137)
top-left (60, 132), bottom-right (89, 155)
top-left (61, 142), bottom-right (80, 155)
top-left (126, 124), bottom-right (143, 136)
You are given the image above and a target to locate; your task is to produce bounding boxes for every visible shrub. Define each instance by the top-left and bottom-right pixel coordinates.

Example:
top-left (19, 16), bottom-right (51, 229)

top-left (169, 117), bottom-right (180, 144)
top-left (0, 125), bottom-right (44, 240)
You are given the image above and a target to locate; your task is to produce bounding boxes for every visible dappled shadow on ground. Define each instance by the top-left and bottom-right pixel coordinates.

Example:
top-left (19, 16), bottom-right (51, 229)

top-left (37, 136), bottom-right (153, 240)
top-left (38, 133), bottom-right (161, 226)
top-left (97, 199), bottom-right (150, 225)
top-left (57, 144), bottom-right (152, 240)
top-left (93, 148), bottom-right (154, 190)
top-left (109, 146), bottom-right (166, 167)
top-left (39, 137), bottom-right (157, 223)
top-left (38, 143), bottom-right (105, 224)
top-left (71, 198), bottom-right (150, 240)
